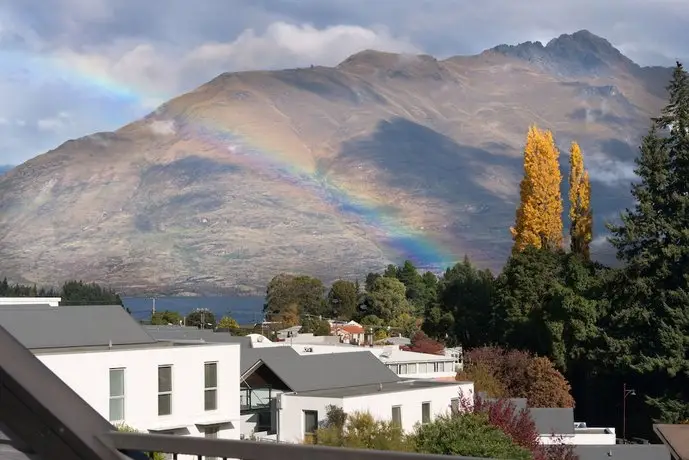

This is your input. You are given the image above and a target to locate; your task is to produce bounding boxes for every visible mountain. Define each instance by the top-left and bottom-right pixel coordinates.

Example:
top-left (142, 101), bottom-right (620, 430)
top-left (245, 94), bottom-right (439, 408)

top-left (0, 30), bottom-right (672, 294)
top-left (0, 166), bottom-right (12, 175)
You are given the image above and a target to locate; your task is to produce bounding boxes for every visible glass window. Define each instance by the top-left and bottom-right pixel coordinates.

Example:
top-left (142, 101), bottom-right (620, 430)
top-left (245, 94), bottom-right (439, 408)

top-left (418, 363), bottom-right (427, 373)
top-left (108, 368), bottom-right (125, 422)
top-left (451, 398), bottom-right (460, 415)
top-left (204, 362), bottom-right (218, 411)
top-left (399, 363), bottom-right (408, 374)
top-left (422, 402), bottom-right (431, 424)
top-left (407, 363), bottom-right (417, 374)
top-left (392, 406), bottom-right (402, 426)
top-left (387, 364), bottom-right (398, 373)
top-left (158, 365), bottom-right (172, 416)
top-left (304, 410), bottom-right (318, 434)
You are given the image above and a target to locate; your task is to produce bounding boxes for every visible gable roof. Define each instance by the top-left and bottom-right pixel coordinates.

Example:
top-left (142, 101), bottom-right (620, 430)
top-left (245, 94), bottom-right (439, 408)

top-left (241, 347), bottom-right (401, 392)
top-left (654, 424), bottom-right (689, 460)
top-left (530, 408), bottom-right (574, 435)
top-left (575, 444), bottom-right (670, 460)
top-left (145, 325), bottom-right (251, 348)
top-left (0, 305), bottom-right (156, 349)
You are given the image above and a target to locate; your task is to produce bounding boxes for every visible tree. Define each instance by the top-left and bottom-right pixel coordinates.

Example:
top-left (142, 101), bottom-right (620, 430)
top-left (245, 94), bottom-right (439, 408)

top-left (217, 316), bottom-right (240, 330)
top-left (568, 141), bottom-right (592, 259)
top-left (604, 62), bottom-right (689, 423)
top-left (456, 362), bottom-right (507, 398)
top-left (300, 316), bottom-right (332, 336)
top-left (403, 331), bottom-right (444, 355)
top-left (524, 357), bottom-right (575, 409)
top-left (150, 310), bottom-right (182, 326)
top-left (432, 256), bottom-right (497, 347)
top-left (327, 280), bottom-right (358, 320)
top-left (361, 276), bottom-right (411, 323)
top-left (510, 125), bottom-right (563, 252)
top-left (465, 347), bottom-right (574, 408)
top-left (410, 412), bottom-right (531, 459)
top-left (390, 312), bottom-right (419, 338)
top-left (60, 280), bottom-right (123, 306)
top-left (314, 411), bottom-right (409, 451)
top-left (115, 424), bottom-right (166, 460)
top-left (264, 274), bottom-right (326, 320)
top-left (185, 308), bottom-right (216, 329)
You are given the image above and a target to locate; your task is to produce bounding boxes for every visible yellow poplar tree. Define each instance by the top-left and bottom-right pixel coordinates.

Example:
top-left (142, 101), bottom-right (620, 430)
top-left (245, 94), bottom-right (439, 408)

top-left (568, 141), bottom-right (593, 259)
top-left (510, 125), bottom-right (563, 252)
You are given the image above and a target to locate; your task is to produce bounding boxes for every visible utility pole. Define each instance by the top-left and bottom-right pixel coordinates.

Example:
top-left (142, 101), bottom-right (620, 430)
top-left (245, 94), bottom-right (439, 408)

top-left (151, 298), bottom-right (156, 316)
top-left (623, 383), bottom-right (636, 442)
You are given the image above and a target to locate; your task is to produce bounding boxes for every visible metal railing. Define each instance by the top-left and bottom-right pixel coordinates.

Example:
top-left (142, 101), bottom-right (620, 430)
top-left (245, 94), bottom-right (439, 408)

top-left (0, 321), bottom-right (493, 460)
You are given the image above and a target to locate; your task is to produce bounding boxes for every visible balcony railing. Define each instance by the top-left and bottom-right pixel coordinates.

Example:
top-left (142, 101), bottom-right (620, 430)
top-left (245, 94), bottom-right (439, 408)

top-left (0, 321), bottom-right (494, 460)
top-left (239, 387), bottom-right (272, 412)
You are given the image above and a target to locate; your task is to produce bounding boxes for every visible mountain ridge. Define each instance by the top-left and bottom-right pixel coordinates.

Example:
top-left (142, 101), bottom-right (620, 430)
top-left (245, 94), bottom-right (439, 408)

top-left (0, 31), bottom-right (673, 294)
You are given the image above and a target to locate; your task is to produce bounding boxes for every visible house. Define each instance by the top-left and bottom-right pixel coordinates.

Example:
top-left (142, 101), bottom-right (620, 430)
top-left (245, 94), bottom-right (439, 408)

top-left (0, 304), bottom-right (241, 460)
top-left (654, 424), bottom-right (689, 460)
top-left (278, 379), bottom-right (473, 443)
top-left (333, 321), bottom-right (365, 344)
top-left (0, 297), bottom-right (61, 307)
top-left (237, 346), bottom-right (472, 442)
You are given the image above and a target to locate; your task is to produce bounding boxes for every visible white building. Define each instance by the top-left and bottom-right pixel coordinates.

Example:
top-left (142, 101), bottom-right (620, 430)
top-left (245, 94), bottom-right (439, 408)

top-left (0, 296), bottom-right (61, 307)
top-left (277, 380), bottom-right (473, 443)
top-left (0, 303), bottom-right (242, 460)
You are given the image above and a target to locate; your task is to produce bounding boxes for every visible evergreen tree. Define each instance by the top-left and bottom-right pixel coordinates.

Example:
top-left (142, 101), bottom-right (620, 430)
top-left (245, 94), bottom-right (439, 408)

top-left (606, 62), bottom-right (689, 423)
top-left (510, 125), bottom-right (563, 251)
top-left (568, 141), bottom-right (593, 259)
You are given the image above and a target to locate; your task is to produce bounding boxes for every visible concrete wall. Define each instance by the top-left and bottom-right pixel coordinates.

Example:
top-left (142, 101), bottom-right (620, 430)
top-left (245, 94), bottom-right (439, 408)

top-left (37, 342), bottom-right (241, 459)
top-left (0, 297), bottom-right (61, 307)
top-left (277, 382), bottom-right (473, 443)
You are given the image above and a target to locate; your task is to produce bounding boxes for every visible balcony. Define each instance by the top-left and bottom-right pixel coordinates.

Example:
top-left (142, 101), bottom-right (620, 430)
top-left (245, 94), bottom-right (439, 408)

top-left (240, 387), bottom-right (273, 412)
top-left (0, 321), bottom-right (493, 460)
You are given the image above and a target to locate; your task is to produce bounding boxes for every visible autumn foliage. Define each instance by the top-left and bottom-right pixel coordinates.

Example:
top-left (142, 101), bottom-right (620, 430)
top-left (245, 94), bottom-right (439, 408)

top-left (462, 347), bottom-right (574, 408)
top-left (511, 125), bottom-right (564, 252)
top-left (402, 331), bottom-right (445, 355)
top-left (568, 141), bottom-right (593, 259)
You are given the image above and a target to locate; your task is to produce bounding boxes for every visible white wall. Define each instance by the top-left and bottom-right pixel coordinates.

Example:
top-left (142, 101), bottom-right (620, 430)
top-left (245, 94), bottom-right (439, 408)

top-left (277, 382), bottom-right (473, 443)
top-left (37, 343), bottom-right (240, 459)
top-left (0, 297), bottom-right (61, 307)
top-left (540, 429), bottom-right (616, 446)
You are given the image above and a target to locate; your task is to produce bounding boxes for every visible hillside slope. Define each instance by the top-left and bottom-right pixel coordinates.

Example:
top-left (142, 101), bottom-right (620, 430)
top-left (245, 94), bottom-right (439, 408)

top-left (0, 30), bottom-right (671, 293)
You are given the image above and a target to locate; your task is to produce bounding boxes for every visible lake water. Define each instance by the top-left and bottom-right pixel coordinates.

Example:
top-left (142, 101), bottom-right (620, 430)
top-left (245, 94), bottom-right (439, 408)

top-left (122, 296), bottom-right (265, 325)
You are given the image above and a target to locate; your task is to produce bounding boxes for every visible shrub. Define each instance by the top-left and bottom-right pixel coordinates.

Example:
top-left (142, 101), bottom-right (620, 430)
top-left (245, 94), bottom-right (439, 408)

top-left (115, 424), bottom-right (166, 460)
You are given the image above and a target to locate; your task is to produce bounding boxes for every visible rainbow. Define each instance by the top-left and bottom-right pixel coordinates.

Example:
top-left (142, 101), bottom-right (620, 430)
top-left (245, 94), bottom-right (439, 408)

top-left (11, 49), bottom-right (461, 271)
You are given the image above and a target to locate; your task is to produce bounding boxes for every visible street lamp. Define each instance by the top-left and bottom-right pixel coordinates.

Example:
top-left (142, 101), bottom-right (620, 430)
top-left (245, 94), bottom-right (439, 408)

top-left (623, 383), bottom-right (636, 442)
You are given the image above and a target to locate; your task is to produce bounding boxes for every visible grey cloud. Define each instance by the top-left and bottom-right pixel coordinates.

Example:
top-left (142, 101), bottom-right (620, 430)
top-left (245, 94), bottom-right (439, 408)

top-left (1, 0), bottom-right (688, 164)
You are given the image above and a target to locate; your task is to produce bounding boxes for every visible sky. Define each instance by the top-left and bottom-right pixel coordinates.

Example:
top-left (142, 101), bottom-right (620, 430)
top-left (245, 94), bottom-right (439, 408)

top-left (1, 0), bottom-right (687, 165)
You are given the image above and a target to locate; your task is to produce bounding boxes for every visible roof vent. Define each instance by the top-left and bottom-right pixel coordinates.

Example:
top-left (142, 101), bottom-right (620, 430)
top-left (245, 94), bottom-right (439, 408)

top-left (108, 340), bottom-right (112, 350)
top-left (304, 347), bottom-right (313, 353)
top-left (378, 383), bottom-right (383, 391)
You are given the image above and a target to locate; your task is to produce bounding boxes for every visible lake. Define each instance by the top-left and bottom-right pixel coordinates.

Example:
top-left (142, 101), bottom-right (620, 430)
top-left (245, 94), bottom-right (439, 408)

top-left (122, 296), bottom-right (265, 325)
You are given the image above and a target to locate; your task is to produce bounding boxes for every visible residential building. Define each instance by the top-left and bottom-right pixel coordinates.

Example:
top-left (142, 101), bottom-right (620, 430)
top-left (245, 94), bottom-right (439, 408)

top-left (278, 379), bottom-right (473, 443)
top-left (654, 424), bottom-right (689, 460)
top-left (0, 304), bottom-right (241, 460)
top-left (0, 297), bottom-right (61, 307)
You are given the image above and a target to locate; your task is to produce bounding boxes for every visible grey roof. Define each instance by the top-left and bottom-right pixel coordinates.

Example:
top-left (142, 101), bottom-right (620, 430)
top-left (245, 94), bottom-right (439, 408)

top-left (530, 408), bottom-right (574, 435)
top-left (385, 336), bottom-right (411, 345)
top-left (144, 325), bottom-right (251, 347)
top-left (240, 347), bottom-right (401, 392)
top-left (292, 379), bottom-right (460, 398)
top-left (574, 444), bottom-right (670, 460)
top-left (0, 431), bottom-right (37, 460)
top-left (0, 305), bottom-right (157, 349)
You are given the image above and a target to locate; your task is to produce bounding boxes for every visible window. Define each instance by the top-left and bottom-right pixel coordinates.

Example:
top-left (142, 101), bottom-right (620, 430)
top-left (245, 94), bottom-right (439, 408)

top-left (418, 362), bottom-right (428, 373)
top-left (387, 364), bottom-right (398, 373)
top-left (109, 368), bottom-right (125, 422)
top-left (433, 362), bottom-right (440, 372)
top-left (421, 402), bottom-right (431, 424)
top-left (204, 362), bottom-right (218, 411)
top-left (451, 398), bottom-right (460, 415)
top-left (399, 363), bottom-right (408, 374)
top-left (445, 362), bottom-right (454, 372)
top-left (392, 406), bottom-right (402, 427)
top-left (158, 365), bottom-right (172, 416)
top-left (304, 410), bottom-right (318, 442)
top-left (407, 363), bottom-right (417, 374)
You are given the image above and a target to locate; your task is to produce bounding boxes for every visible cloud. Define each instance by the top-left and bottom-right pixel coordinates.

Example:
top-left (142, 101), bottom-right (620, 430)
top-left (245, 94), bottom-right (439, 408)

top-left (1, 0), bottom-right (688, 165)
top-left (149, 120), bottom-right (176, 136)
top-left (586, 151), bottom-right (637, 185)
